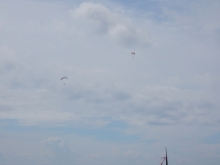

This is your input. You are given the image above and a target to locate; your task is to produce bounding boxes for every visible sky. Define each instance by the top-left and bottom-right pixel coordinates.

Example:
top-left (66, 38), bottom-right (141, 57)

top-left (0, 0), bottom-right (220, 164)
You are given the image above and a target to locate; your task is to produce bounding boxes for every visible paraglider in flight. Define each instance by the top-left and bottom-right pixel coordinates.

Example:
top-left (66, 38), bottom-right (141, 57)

top-left (131, 52), bottom-right (135, 58)
top-left (60, 77), bottom-right (68, 80)
top-left (60, 77), bottom-right (68, 85)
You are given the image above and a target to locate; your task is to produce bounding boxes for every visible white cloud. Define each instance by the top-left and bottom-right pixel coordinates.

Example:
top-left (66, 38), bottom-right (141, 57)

top-left (71, 2), bottom-right (148, 46)
top-left (42, 137), bottom-right (78, 165)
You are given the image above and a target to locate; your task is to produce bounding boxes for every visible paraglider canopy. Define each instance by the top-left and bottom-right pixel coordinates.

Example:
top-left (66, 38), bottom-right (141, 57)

top-left (60, 77), bottom-right (68, 85)
top-left (131, 52), bottom-right (135, 58)
top-left (60, 77), bottom-right (68, 80)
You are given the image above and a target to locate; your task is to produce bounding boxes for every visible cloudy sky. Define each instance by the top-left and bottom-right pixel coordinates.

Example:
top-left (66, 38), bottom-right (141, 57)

top-left (0, 0), bottom-right (220, 164)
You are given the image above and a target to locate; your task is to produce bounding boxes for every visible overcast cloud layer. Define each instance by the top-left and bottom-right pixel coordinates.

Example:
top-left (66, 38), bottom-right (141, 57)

top-left (0, 0), bottom-right (220, 165)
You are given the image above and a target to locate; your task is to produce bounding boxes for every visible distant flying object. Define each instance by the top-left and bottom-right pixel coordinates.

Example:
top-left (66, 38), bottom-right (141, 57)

top-left (131, 52), bottom-right (135, 58)
top-left (60, 77), bottom-right (68, 85)
top-left (160, 148), bottom-right (168, 165)
top-left (60, 77), bottom-right (68, 80)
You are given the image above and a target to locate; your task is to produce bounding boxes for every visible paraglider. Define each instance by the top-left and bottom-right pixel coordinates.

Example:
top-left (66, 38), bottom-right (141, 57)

top-left (60, 77), bottom-right (68, 85)
top-left (131, 52), bottom-right (135, 58)
top-left (60, 77), bottom-right (68, 80)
